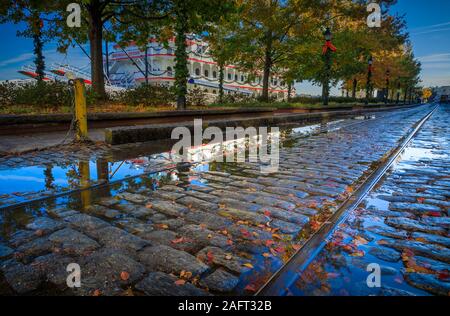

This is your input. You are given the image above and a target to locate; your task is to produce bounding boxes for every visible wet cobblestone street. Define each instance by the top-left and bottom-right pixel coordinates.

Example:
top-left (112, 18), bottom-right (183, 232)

top-left (289, 104), bottom-right (449, 296)
top-left (0, 104), bottom-right (447, 296)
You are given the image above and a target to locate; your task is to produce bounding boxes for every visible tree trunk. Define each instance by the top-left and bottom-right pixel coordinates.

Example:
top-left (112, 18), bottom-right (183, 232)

top-left (87, 2), bottom-right (106, 99)
top-left (219, 62), bottom-right (224, 103)
top-left (352, 78), bottom-right (357, 99)
top-left (287, 81), bottom-right (292, 102)
top-left (174, 1), bottom-right (189, 110)
top-left (403, 87), bottom-right (408, 104)
top-left (261, 32), bottom-right (272, 103)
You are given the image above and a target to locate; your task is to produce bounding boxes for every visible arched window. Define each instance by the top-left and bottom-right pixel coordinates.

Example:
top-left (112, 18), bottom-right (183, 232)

top-left (234, 74), bottom-right (238, 81)
top-left (241, 75), bottom-right (244, 82)
top-left (212, 71), bottom-right (217, 79)
top-left (167, 66), bottom-right (173, 76)
top-left (195, 68), bottom-right (200, 76)
top-left (204, 69), bottom-right (209, 77)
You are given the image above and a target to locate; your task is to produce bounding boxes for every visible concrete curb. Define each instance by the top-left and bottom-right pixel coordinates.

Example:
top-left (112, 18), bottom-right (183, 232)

top-left (105, 103), bottom-right (423, 145)
top-left (0, 107), bottom-right (275, 125)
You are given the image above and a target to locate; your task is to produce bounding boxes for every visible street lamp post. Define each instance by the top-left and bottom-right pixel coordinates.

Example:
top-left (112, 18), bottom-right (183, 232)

top-left (385, 69), bottom-right (390, 104)
top-left (365, 55), bottom-right (373, 105)
top-left (322, 27), bottom-right (336, 106)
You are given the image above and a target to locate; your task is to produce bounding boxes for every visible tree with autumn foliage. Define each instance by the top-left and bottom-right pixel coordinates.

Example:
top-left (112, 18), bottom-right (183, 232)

top-left (115, 0), bottom-right (236, 109)
top-left (0, 0), bottom-right (52, 82)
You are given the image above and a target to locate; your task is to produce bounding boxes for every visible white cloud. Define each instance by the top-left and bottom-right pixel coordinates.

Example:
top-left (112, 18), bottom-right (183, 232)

top-left (418, 53), bottom-right (450, 63)
top-left (0, 52), bottom-right (34, 67)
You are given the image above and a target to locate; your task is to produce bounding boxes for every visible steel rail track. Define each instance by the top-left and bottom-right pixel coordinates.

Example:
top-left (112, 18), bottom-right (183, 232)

top-left (256, 104), bottom-right (439, 296)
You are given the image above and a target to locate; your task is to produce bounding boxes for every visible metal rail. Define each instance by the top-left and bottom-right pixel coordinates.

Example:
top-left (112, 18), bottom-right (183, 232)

top-left (256, 104), bottom-right (439, 296)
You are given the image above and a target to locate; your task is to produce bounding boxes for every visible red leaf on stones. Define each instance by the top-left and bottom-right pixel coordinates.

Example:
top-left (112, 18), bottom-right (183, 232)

top-left (241, 229), bottom-right (251, 238)
top-left (175, 279), bottom-right (186, 286)
top-left (438, 271), bottom-right (449, 280)
top-left (171, 237), bottom-right (185, 244)
top-left (244, 284), bottom-right (257, 292)
top-left (92, 289), bottom-right (102, 296)
top-left (426, 211), bottom-right (441, 217)
top-left (264, 210), bottom-right (272, 217)
top-left (417, 197), bottom-right (425, 204)
top-left (206, 251), bottom-right (214, 264)
top-left (120, 271), bottom-right (130, 281)
top-left (265, 240), bottom-right (274, 247)
top-left (416, 188), bottom-right (426, 193)
top-left (227, 239), bottom-right (233, 246)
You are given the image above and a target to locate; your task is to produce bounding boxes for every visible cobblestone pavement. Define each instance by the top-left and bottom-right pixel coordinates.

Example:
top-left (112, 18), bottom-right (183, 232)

top-left (289, 104), bottom-right (449, 296)
top-left (0, 104), bottom-right (441, 296)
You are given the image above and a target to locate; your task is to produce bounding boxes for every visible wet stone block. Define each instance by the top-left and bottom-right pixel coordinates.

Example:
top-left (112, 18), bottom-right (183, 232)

top-left (47, 208), bottom-right (79, 219)
top-left (9, 230), bottom-right (39, 248)
top-left (115, 218), bottom-right (153, 235)
top-left (31, 253), bottom-right (74, 287)
top-left (64, 214), bottom-right (110, 233)
top-left (411, 232), bottom-right (450, 248)
top-left (179, 224), bottom-right (229, 249)
top-left (368, 247), bottom-right (401, 262)
top-left (177, 196), bottom-right (218, 212)
top-left (404, 272), bottom-right (450, 296)
top-left (138, 229), bottom-right (177, 246)
top-left (385, 217), bottom-right (446, 235)
top-left (152, 190), bottom-right (185, 201)
top-left (16, 236), bottom-right (54, 258)
top-left (365, 225), bottom-right (409, 239)
top-left (218, 209), bottom-right (266, 225)
top-left (89, 226), bottom-right (149, 253)
top-left (0, 259), bottom-right (43, 294)
top-left (199, 268), bottom-right (239, 293)
top-left (135, 272), bottom-right (209, 296)
top-left (26, 217), bottom-right (65, 235)
top-left (48, 228), bottom-right (100, 256)
top-left (147, 199), bottom-right (189, 217)
top-left (184, 211), bottom-right (233, 231)
top-left (380, 239), bottom-right (450, 263)
top-left (117, 192), bottom-right (148, 204)
top-left (139, 245), bottom-right (209, 276)
top-left (79, 248), bottom-right (146, 295)
top-left (184, 190), bottom-right (220, 204)
top-left (0, 244), bottom-right (14, 259)
top-left (389, 202), bottom-right (442, 215)
top-left (197, 246), bottom-right (250, 274)
top-left (261, 206), bottom-right (309, 226)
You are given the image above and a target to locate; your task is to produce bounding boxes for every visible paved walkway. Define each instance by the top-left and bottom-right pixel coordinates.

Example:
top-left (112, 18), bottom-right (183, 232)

top-left (0, 105), bottom-right (443, 296)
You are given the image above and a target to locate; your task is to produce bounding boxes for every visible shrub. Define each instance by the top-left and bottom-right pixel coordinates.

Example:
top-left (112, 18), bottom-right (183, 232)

top-left (120, 84), bottom-right (176, 107)
top-left (0, 81), bottom-right (72, 109)
top-left (186, 87), bottom-right (208, 106)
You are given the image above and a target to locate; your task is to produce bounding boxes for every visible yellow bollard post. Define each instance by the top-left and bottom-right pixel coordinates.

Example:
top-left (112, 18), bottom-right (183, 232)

top-left (73, 78), bottom-right (88, 141)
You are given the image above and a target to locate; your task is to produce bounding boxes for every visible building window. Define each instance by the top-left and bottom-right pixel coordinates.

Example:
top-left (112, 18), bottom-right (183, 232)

top-left (212, 71), bottom-right (217, 78)
top-left (167, 48), bottom-right (173, 54)
top-left (167, 66), bottom-right (173, 76)
top-left (213, 90), bottom-right (216, 94)
top-left (228, 73), bottom-right (232, 80)
top-left (204, 69), bottom-right (209, 77)
top-left (234, 74), bottom-right (238, 81)
top-left (195, 68), bottom-right (200, 76)
top-left (241, 75), bottom-right (244, 82)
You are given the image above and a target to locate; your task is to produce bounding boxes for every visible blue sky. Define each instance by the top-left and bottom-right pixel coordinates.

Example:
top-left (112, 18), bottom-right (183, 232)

top-left (0, 0), bottom-right (449, 96)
